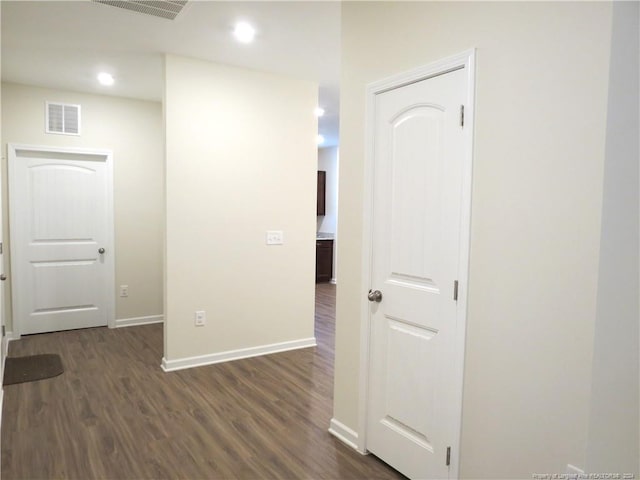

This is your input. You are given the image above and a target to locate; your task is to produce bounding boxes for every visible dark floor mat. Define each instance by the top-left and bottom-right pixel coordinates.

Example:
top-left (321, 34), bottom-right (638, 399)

top-left (3, 354), bottom-right (64, 385)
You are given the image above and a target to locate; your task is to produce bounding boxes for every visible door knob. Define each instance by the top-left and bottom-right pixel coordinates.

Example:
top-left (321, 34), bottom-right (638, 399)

top-left (0, 274), bottom-right (6, 281)
top-left (98, 248), bottom-right (105, 254)
top-left (368, 289), bottom-right (383, 302)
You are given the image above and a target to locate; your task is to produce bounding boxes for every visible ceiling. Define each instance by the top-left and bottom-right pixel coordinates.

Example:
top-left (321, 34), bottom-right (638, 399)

top-left (1, 0), bottom-right (341, 147)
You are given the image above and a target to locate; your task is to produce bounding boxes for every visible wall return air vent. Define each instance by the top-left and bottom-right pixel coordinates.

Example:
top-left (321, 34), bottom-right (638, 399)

top-left (92, 0), bottom-right (188, 21)
top-left (46, 102), bottom-right (81, 136)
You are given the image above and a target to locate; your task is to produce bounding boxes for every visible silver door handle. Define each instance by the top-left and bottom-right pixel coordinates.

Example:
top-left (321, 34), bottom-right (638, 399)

top-left (0, 274), bottom-right (6, 281)
top-left (98, 248), bottom-right (105, 254)
top-left (368, 289), bottom-right (382, 302)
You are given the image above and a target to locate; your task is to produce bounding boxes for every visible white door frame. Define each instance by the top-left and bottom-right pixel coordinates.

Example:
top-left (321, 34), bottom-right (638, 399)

top-left (358, 49), bottom-right (476, 477)
top-left (8, 143), bottom-right (116, 336)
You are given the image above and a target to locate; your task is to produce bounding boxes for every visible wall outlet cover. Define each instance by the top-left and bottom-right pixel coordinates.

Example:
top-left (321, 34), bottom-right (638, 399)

top-left (266, 230), bottom-right (284, 245)
top-left (195, 310), bottom-right (206, 326)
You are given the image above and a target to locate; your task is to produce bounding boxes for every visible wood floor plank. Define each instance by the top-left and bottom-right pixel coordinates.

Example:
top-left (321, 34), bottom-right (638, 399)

top-left (2, 284), bottom-right (405, 479)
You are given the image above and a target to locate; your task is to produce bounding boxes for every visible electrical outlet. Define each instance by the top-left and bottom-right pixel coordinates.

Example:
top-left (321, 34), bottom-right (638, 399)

top-left (266, 230), bottom-right (284, 245)
top-left (194, 310), bottom-right (206, 326)
top-left (119, 285), bottom-right (129, 297)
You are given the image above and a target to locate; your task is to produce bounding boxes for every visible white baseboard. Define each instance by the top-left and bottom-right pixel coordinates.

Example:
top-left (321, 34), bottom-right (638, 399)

top-left (0, 331), bottom-right (11, 436)
top-left (329, 418), bottom-right (362, 452)
top-left (1, 335), bottom-right (8, 388)
top-left (161, 337), bottom-right (317, 372)
top-left (5, 331), bottom-right (20, 342)
top-left (114, 315), bottom-right (164, 328)
top-left (330, 278), bottom-right (337, 284)
top-left (2, 335), bottom-right (8, 367)
top-left (566, 464), bottom-right (584, 474)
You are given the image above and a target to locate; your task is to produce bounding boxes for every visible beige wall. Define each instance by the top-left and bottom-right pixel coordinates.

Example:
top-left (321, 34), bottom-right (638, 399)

top-left (335, 2), bottom-right (612, 477)
top-left (586, 1), bottom-right (639, 474)
top-left (0, 3), bottom-right (5, 365)
top-left (163, 55), bottom-right (317, 362)
top-left (1, 83), bottom-right (164, 329)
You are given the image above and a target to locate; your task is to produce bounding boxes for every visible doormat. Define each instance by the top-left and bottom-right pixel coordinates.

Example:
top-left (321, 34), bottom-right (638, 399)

top-left (3, 354), bottom-right (64, 385)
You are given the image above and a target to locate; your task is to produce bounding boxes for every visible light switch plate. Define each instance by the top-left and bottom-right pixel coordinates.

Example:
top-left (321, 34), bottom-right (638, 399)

top-left (195, 310), bottom-right (206, 326)
top-left (266, 230), bottom-right (284, 245)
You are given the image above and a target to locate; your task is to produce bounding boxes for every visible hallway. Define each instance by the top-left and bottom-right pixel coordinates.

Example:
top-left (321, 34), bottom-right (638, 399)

top-left (1, 284), bottom-right (404, 479)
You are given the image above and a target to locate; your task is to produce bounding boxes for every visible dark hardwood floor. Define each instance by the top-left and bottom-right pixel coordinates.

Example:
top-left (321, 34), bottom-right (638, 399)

top-left (1, 284), bottom-right (404, 479)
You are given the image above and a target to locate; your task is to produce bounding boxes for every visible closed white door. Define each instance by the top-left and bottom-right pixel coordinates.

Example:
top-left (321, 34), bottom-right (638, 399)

top-left (9, 145), bottom-right (114, 335)
top-left (366, 66), bottom-right (469, 479)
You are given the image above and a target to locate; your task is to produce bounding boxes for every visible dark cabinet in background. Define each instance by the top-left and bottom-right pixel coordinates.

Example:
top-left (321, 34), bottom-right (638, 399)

top-left (315, 239), bottom-right (333, 283)
top-left (317, 171), bottom-right (326, 216)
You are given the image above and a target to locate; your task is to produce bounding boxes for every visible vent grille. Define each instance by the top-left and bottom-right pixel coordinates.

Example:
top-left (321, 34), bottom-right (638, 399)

top-left (46, 102), bottom-right (81, 136)
top-left (92, 0), bottom-right (188, 20)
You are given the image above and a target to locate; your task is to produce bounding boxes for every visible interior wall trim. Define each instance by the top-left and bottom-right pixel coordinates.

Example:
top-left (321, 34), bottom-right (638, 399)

top-left (161, 337), bottom-right (317, 372)
top-left (114, 315), bottom-right (164, 328)
top-left (329, 417), bottom-right (363, 453)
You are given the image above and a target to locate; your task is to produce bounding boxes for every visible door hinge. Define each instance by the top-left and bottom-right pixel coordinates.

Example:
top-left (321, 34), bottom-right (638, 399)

top-left (446, 446), bottom-right (451, 466)
top-left (453, 280), bottom-right (459, 301)
top-left (460, 105), bottom-right (465, 127)
top-left (0, 242), bottom-right (3, 255)
top-left (2, 325), bottom-right (5, 337)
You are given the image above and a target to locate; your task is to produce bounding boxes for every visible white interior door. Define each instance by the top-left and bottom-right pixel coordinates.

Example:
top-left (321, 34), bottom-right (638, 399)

top-left (9, 145), bottom-right (114, 335)
top-left (365, 64), bottom-right (470, 479)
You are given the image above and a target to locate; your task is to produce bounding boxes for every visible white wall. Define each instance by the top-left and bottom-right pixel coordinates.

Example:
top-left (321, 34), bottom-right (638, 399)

top-left (1, 83), bottom-right (164, 329)
top-left (317, 146), bottom-right (339, 282)
top-left (335, 2), bottom-right (612, 477)
top-left (163, 55), bottom-right (317, 364)
top-left (586, 2), bottom-right (639, 474)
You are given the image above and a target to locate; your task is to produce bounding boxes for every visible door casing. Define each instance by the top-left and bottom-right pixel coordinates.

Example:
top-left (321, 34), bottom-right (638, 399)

top-left (358, 49), bottom-right (476, 478)
top-left (8, 144), bottom-right (115, 337)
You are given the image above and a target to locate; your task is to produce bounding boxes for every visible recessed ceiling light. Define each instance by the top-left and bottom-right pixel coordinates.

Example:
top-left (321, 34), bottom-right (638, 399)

top-left (314, 107), bottom-right (325, 117)
top-left (233, 22), bottom-right (256, 44)
top-left (97, 72), bottom-right (115, 86)
top-left (317, 135), bottom-right (325, 145)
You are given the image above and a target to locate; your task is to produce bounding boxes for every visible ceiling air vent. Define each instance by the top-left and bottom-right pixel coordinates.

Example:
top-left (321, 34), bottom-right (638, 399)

top-left (46, 102), bottom-right (81, 136)
top-left (92, 1), bottom-right (188, 21)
